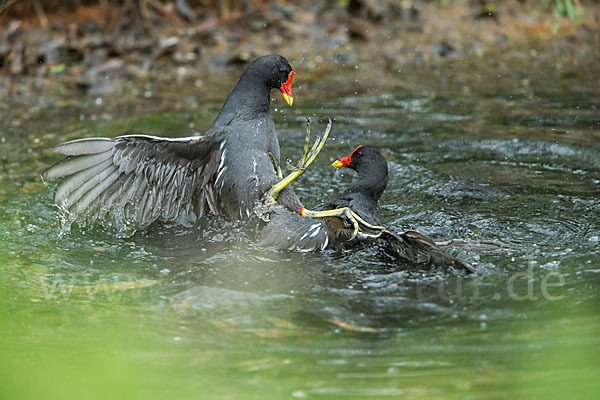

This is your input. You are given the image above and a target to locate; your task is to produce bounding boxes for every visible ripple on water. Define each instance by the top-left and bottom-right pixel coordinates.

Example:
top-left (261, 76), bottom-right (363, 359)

top-left (171, 285), bottom-right (292, 314)
top-left (2, 72), bottom-right (600, 400)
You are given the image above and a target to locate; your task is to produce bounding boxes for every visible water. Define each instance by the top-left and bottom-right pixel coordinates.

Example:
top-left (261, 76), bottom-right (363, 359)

top-left (1, 60), bottom-right (599, 399)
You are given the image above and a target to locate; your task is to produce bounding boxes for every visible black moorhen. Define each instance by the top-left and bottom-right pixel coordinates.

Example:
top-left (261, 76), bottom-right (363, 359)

top-left (42, 55), bottom-right (306, 231)
top-left (260, 146), bottom-right (474, 272)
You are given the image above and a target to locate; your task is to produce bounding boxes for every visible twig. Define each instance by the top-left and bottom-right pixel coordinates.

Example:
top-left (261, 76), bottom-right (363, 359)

top-left (147, 0), bottom-right (187, 27)
top-left (138, 0), bottom-right (150, 27)
top-left (0, 0), bottom-right (20, 15)
top-left (33, 0), bottom-right (49, 28)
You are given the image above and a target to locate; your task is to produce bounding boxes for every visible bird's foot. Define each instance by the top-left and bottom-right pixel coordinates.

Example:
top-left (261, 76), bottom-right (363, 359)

top-left (264, 117), bottom-right (332, 205)
top-left (268, 152), bottom-right (283, 179)
top-left (300, 206), bottom-right (384, 240)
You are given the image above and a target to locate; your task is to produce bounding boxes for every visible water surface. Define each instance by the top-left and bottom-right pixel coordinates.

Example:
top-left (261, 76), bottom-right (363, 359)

top-left (1, 60), bottom-right (599, 399)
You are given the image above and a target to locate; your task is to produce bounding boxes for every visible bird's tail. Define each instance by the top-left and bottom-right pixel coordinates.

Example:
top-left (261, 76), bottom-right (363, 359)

top-left (379, 229), bottom-right (475, 273)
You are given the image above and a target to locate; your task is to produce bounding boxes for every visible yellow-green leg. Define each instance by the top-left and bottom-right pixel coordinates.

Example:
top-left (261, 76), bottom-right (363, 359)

top-left (300, 207), bottom-right (384, 240)
top-left (264, 117), bottom-right (332, 204)
top-left (268, 152), bottom-right (283, 179)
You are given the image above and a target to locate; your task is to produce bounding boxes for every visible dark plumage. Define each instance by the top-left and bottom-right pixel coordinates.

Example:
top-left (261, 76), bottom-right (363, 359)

top-left (261, 145), bottom-right (474, 272)
top-left (43, 55), bottom-right (302, 232)
top-left (317, 145), bottom-right (388, 226)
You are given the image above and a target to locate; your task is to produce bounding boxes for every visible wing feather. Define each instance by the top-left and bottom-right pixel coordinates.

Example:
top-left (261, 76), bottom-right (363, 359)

top-left (54, 138), bottom-right (115, 156)
top-left (73, 168), bottom-right (121, 217)
top-left (43, 134), bottom-right (222, 234)
top-left (44, 151), bottom-right (113, 180)
top-left (55, 159), bottom-right (114, 207)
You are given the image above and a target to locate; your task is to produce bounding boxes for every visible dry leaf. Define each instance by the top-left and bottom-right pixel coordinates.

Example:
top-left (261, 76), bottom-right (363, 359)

top-left (254, 329), bottom-right (310, 338)
top-left (266, 316), bottom-right (297, 329)
top-left (326, 319), bottom-right (381, 333)
top-left (69, 279), bottom-right (159, 294)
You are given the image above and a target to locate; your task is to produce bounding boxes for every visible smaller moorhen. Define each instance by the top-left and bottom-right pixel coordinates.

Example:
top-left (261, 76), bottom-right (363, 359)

top-left (261, 145), bottom-right (474, 272)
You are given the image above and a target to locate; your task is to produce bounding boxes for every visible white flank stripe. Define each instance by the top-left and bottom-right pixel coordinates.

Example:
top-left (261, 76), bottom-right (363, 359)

top-left (309, 223), bottom-right (321, 232)
top-left (215, 166), bottom-right (227, 186)
top-left (218, 149), bottom-right (227, 171)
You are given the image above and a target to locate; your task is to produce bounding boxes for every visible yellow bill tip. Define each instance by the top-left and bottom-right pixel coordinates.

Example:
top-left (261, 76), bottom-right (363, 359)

top-left (331, 160), bottom-right (343, 167)
top-left (282, 92), bottom-right (293, 106)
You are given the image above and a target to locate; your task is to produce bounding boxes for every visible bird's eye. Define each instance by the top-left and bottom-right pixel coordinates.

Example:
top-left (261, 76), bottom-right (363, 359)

top-left (278, 68), bottom-right (285, 75)
top-left (357, 151), bottom-right (363, 157)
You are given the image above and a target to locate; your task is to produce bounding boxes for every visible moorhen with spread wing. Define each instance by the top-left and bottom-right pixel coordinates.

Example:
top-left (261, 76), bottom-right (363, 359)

top-left (42, 55), bottom-right (312, 232)
top-left (261, 145), bottom-right (474, 272)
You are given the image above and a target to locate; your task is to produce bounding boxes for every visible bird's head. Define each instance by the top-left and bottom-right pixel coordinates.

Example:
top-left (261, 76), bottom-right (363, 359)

top-left (332, 145), bottom-right (389, 200)
top-left (248, 54), bottom-right (294, 106)
top-left (332, 145), bottom-right (386, 172)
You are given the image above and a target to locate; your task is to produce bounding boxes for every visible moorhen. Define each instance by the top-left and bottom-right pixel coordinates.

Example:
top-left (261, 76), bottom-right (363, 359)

top-left (261, 146), bottom-right (474, 272)
top-left (42, 55), bottom-right (315, 232)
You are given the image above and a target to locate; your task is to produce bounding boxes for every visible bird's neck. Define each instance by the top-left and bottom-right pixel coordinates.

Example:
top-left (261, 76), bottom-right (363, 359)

top-left (213, 72), bottom-right (271, 125)
top-left (350, 168), bottom-right (388, 203)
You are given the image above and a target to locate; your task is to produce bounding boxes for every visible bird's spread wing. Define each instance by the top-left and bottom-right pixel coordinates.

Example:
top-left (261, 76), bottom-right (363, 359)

top-left (42, 134), bottom-right (223, 233)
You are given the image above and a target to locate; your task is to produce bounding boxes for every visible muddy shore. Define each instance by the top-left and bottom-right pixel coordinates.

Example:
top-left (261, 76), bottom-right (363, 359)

top-left (1, 1), bottom-right (598, 93)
